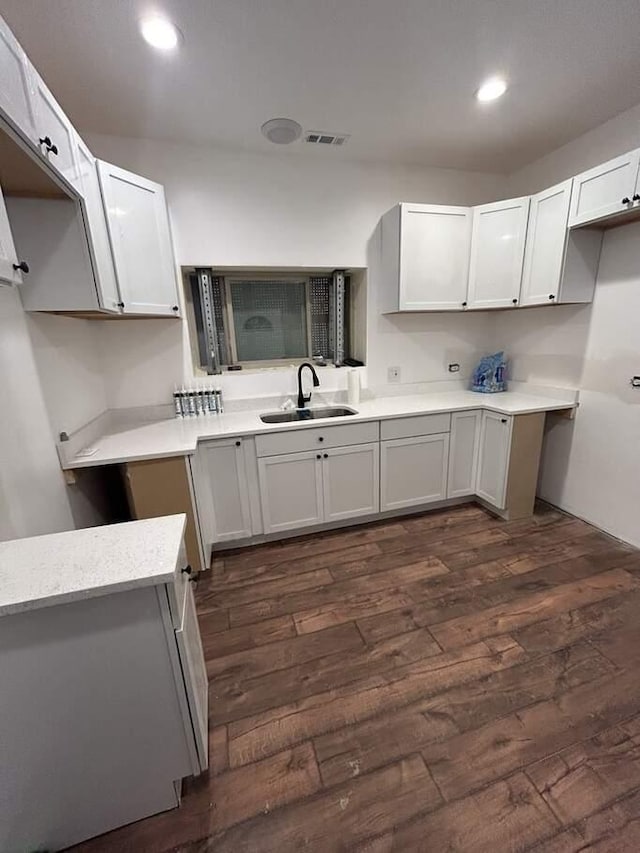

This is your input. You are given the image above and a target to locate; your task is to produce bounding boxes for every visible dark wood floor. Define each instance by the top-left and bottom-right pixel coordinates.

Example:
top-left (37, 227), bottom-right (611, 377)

top-left (70, 502), bottom-right (640, 852)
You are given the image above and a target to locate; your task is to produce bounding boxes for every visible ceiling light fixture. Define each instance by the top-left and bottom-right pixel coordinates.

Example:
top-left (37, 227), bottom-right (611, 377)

top-left (139, 16), bottom-right (181, 50)
top-left (476, 76), bottom-right (508, 103)
top-left (261, 118), bottom-right (302, 145)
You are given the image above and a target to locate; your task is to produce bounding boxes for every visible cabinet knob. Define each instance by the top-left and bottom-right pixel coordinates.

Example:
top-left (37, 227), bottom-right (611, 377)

top-left (318, 436), bottom-right (324, 442)
top-left (316, 453), bottom-right (321, 459)
top-left (633, 194), bottom-right (640, 202)
top-left (12, 260), bottom-right (29, 274)
top-left (235, 440), bottom-right (241, 446)
top-left (512, 298), bottom-right (518, 304)
top-left (548, 294), bottom-right (556, 300)
top-left (172, 305), bottom-right (179, 311)
top-left (181, 564), bottom-right (192, 575)
top-left (622, 196), bottom-right (631, 204)
top-left (117, 301), bottom-right (125, 309)
top-left (323, 453), bottom-right (328, 459)
top-left (462, 301), bottom-right (467, 307)
top-left (501, 418), bottom-right (508, 423)
top-left (39, 136), bottom-right (58, 155)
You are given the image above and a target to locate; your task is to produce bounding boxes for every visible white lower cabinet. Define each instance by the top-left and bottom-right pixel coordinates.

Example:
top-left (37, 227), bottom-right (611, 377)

top-left (381, 434), bottom-right (449, 511)
top-left (258, 441), bottom-right (380, 534)
top-left (173, 580), bottom-right (208, 770)
top-left (197, 438), bottom-right (253, 542)
top-left (323, 443), bottom-right (379, 522)
top-left (447, 410), bottom-right (481, 498)
top-left (476, 411), bottom-right (513, 509)
top-left (258, 450), bottom-right (324, 534)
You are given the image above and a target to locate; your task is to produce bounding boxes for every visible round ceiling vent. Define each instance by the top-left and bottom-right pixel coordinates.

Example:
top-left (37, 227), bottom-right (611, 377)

top-left (261, 118), bottom-right (302, 145)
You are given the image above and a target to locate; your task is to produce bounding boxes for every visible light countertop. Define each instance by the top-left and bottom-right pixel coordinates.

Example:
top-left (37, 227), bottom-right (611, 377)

top-left (0, 514), bottom-right (186, 617)
top-left (64, 389), bottom-right (578, 470)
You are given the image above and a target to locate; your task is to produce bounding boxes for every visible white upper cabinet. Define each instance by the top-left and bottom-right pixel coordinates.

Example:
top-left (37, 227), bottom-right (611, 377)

top-left (98, 161), bottom-right (180, 316)
top-left (520, 179), bottom-right (572, 306)
top-left (31, 72), bottom-right (80, 191)
top-left (467, 197), bottom-right (530, 309)
top-left (0, 18), bottom-right (38, 143)
top-left (381, 203), bottom-right (471, 311)
top-left (569, 150), bottom-right (640, 227)
top-left (74, 136), bottom-right (121, 312)
top-left (0, 182), bottom-right (24, 285)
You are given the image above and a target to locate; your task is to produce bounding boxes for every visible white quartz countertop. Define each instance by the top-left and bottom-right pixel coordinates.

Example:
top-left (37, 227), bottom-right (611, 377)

top-left (64, 389), bottom-right (578, 470)
top-left (0, 514), bottom-right (186, 617)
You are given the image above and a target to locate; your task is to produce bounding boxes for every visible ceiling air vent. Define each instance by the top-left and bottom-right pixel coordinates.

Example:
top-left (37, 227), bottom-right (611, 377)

top-left (305, 131), bottom-right (350, 146)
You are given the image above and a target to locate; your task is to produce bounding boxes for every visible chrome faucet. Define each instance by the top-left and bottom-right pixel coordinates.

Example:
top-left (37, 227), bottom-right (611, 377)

top-left (297, 362), bottom-right (320, 409)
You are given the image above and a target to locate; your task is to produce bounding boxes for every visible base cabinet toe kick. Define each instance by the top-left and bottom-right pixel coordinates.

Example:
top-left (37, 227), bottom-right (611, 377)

top-left (193, 407), bottom-right (555, 550)
top-left (0, 533), bottom-right (208, 852)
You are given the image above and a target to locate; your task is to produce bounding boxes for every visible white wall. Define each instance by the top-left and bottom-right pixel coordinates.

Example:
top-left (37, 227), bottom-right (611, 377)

top-left (502, 100), bottom-right (640, 547)
top-left (85, 134), bottom-right (504, 406)
top-left (0, 287), bottom-right (74, 539)
top-left (27, 314), bottom-right (107, 437)
top-left (508, 102), bottom-right (640, 196)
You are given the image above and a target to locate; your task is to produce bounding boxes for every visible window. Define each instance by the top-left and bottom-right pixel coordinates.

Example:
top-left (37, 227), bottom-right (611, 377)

top-left (186, 270), bottom-right (359, 372)
top-left (230, 278), bottom-right (308, 361)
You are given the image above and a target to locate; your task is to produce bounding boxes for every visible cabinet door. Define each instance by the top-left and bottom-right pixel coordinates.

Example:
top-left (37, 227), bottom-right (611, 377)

top-left (74, 135), bottom-right (121, 312)
top-left (467, 197), bottom-right (530, 309)
top-left (0, 17), bottom-right (38, 142)
top-left (31, 72), bottom-right (80, 190)
top-left (520, 180), bottom-right (572, 306)
top-left (97, 161), bottom-right (180, 316)
top-left (476, 412), bottom-right (512, 510)
top-left (381, 434), bottom-right (449, 511)
top-left (174, 582), bottom-right (208, 771)
top-left (199, 439), bottom-right (252, 542)
top-left (569, 150), bottom-right (640, 227)
top-left (0, 182), bottom-right (23, 285)
top-left (447, 410), bottom-right (481, 498)
top-left (258, 451), bottom-right (324, 534)
top-left (399, 204), bottom-right (471, 311)
top-left (322, 443), bottom-right (379, 522)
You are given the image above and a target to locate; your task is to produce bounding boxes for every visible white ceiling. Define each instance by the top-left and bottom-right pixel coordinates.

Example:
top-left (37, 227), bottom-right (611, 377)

top-left (4, 0), bottom-right (640, 173)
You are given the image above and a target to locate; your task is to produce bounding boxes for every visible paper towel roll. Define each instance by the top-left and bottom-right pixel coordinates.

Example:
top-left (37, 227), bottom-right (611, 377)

top-left (347, 369), bottom-right (360, 406)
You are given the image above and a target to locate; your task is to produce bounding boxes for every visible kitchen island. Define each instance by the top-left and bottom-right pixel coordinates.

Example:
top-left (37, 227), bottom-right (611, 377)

top-left (0, 514), bottom-right (207, 851)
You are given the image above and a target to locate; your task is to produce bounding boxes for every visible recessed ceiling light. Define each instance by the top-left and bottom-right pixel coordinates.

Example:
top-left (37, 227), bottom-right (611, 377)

top-left (261, 118), bottom-right (302, 145)
top-left (139, 16), bottom-right (181, 50)
top-left (476, 77), bottom-right (508, 103)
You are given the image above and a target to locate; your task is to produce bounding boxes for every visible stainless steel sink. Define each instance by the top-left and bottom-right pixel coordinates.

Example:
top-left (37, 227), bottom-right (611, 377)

top-left (260, 406), bottom-right (358, 424)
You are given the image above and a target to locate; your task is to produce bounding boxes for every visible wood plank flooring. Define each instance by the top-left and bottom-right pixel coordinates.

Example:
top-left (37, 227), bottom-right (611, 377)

top-left (68, 502), bottom-right (640, 853)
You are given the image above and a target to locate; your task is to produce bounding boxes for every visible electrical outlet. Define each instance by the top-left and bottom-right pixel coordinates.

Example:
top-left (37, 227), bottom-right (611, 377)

top-left (387, 366), bottom-right (401, 383)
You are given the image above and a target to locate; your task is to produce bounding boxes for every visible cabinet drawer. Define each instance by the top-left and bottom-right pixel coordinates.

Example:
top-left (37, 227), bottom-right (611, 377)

top-left (255, 421), bottom-right (379, 457)
top-left (380, 413), bottom-right (451, 440)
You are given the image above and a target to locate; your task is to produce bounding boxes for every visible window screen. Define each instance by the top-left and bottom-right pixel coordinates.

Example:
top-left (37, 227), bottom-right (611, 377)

top-left (229, 279), bottom-right (308, 361)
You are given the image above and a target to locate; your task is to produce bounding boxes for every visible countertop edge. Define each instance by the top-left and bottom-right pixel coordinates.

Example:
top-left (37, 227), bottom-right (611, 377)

top-left (0, 571), bottom-right (176, 619)
top-left (63, 395), bottom-right (578, 470)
